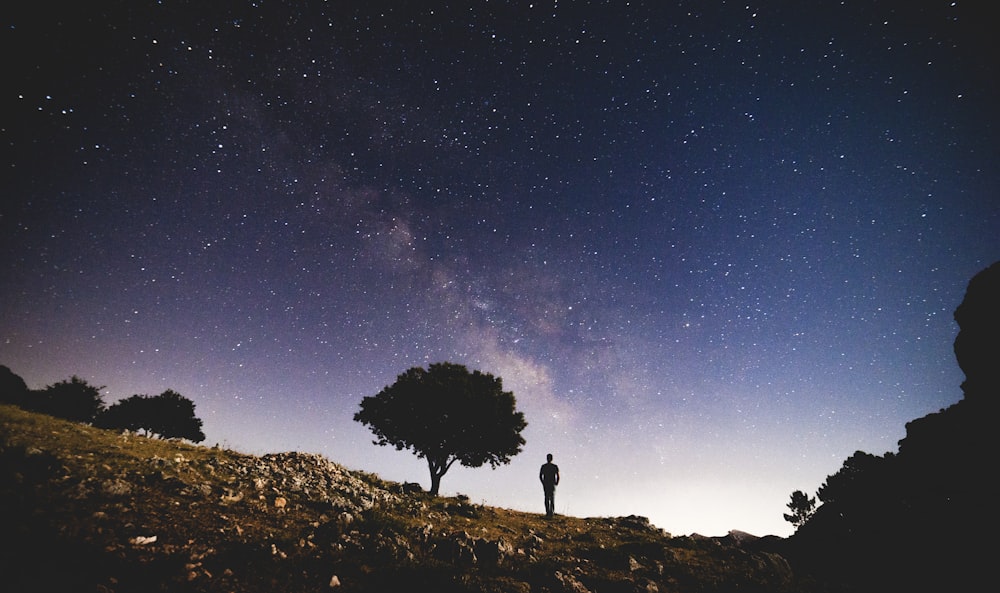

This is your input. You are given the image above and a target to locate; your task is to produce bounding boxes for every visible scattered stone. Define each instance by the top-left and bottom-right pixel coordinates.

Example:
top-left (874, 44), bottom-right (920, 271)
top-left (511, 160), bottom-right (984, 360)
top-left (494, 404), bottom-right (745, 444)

top-left (1, 406), bottom-right (801, 592)
top-left (413, 523), bottom-right (434, 542)
top-left (221, 489), bottom-right (244, 504)
top-left (526, 533), bottom-right (544, 550)
top-left (101, 478), bottom-right (132, 497)
top-left (554, 570), bottom-right (592, 593)
top-left (476, 535), bottom-right (515, 566)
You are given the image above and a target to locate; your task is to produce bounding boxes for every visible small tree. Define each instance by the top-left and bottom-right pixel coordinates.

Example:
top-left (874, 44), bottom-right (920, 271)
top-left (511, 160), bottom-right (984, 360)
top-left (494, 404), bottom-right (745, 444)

top-left (354, 362), bottom-right (527, 496)
top-left (784, 490), bottom-right (817, 529)
top-left (98, 389), bottom-right (205, 442)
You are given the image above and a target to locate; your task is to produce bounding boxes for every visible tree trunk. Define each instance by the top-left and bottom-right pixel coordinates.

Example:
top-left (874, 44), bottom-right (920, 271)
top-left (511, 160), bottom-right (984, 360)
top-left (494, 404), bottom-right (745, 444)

top-left (428, 455), bottom-right (454, 496)
top-left (429, 470), bottom-right (442, 496)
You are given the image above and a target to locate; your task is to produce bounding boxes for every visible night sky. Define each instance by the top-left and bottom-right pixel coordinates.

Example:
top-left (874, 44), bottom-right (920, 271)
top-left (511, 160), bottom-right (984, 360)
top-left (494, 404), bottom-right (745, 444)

top-left (3, 1), bottom-right (997, 537)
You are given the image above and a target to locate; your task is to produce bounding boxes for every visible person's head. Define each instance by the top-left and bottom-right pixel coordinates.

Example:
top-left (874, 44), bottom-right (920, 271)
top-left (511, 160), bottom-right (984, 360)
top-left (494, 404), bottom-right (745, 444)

top-left (546, 453), bottom-right (553, 462)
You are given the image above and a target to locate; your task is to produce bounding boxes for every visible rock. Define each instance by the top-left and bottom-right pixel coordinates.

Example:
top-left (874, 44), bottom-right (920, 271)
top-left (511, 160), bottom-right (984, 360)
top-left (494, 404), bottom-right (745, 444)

top-left (616, 515), bottom-right (656, 532)
top-left (221, 489), bottom-right (244, 504)
top-left (338, 511), bottom-right (354, 528)
top-left (274, 496), bottom-right (287, 509)
top-left (400, 481), bottom-right (422, 494)
top-left (101, 478), bottom-right (132, 497)
top-left (413, 523), bottom-right (434, 542)
top-left (130, 535), bottom-right (157, 546)
top-left (526, 533), bottom-right (544, 550)
top-left (433, 531), bottom-right (478, 565)
top-left (554, 570), bottom-right (591, 593)
top-left (329, 575), bottom-right (342, 588)
top-left (474, 536), bottom-right (515, 567)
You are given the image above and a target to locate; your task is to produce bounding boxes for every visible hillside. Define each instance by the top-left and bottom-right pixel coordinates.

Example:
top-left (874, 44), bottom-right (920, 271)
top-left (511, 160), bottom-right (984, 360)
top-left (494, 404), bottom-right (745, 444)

top-left (1, 404), bottom-right (803, 593)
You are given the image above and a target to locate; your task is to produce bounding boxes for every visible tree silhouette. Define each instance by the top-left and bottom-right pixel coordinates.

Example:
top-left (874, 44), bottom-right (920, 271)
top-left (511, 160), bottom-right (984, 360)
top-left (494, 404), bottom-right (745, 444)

top-left (354, 362), bottom-right (527, 496)
top-left (783, 490), bottom-right (816, 529)
top-left (97, 394), bottom-right (148, 434)
top-left (151, 389), bottom-right (206, 442)
top-left (31, 376), bottom-right (105, 423)
top-left (97, 389), bottom-right (205, 442)
top-left (815, 450), bottom-right (889, 505)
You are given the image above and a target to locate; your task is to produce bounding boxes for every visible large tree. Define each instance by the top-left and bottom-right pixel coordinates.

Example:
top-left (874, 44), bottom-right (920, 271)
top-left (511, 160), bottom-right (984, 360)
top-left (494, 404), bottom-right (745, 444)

top-left (354, 362), bottom-right (527, 496)
top-left (31, 376), bottom-right (105, 423)
top-left (97, 389), bottom-right (205, 442)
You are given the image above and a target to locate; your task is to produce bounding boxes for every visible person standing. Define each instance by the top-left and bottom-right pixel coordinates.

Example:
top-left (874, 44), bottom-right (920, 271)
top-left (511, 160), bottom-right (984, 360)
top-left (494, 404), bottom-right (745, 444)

top-left (539, 453), bottom-right (560, 518)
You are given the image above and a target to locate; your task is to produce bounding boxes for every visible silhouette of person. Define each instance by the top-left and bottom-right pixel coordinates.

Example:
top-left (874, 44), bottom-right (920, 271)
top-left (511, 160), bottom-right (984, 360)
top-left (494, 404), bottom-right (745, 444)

top-left (539, 453), bottom-right (560, 518)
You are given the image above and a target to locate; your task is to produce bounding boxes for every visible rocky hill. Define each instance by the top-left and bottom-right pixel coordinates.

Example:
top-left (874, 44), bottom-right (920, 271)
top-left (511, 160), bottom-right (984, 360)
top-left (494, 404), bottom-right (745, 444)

top-left (1, 404), bottom-right (809, 593)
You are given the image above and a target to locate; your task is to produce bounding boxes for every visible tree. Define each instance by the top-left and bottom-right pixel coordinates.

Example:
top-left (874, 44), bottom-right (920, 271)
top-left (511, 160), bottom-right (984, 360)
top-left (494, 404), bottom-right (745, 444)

top-left (31, 376), bottom-right (105, 423)
top-left (97, 394), bottom-right (149, 434)
top-left (816, 450), bottom-right (887, 505)
top-left (354, 362), bottom-right (527, 496)
top-left (783, 490), bottom-right (816, 529)
top-left (150, 389), bottom-right (206, 442)
top-left (97, 389), bottom-right (206, 442)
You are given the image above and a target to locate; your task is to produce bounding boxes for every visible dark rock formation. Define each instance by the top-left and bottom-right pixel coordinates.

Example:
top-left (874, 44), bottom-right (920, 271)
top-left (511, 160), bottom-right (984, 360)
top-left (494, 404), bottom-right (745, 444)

top-left (786, 261), bottom-right (1000, 592)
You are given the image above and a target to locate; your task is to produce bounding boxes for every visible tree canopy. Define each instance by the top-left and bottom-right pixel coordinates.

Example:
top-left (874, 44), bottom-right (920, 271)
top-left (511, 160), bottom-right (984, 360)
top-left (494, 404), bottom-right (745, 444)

top-left (783, 490), bottom-right (816, 529)
top-left (97, 389), bottom-right (206, 442)
top-left (31, 376), bottom-right (106, 423)
top-left (354, 362), bottom-right (527, 495)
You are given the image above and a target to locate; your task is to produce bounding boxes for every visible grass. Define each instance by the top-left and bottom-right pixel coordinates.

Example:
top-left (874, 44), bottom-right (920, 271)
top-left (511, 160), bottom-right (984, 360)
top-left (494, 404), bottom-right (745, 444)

top-left (1, 404), bottom-right (803, 592)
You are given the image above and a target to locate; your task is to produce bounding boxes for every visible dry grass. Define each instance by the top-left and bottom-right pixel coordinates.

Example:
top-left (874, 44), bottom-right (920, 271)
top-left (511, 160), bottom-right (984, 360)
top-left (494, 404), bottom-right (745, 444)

top-left (1, 404), bottom-right (800, 593)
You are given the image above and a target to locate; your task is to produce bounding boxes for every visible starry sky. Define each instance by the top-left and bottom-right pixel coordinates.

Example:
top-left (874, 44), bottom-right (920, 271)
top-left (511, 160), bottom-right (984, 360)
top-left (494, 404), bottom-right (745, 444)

top-left (2, 1), bottom-right (998, 537)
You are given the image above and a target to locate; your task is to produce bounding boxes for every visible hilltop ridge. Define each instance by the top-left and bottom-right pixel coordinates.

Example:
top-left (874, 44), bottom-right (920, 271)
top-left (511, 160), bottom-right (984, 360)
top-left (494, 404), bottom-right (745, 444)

top-left (1, 404), bottom-right (801, 592)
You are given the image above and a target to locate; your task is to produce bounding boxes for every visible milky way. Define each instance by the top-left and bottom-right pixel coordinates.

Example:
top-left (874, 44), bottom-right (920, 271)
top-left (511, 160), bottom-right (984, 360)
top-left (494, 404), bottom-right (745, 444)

top-left (2, 1), bottom-right (997, 536)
